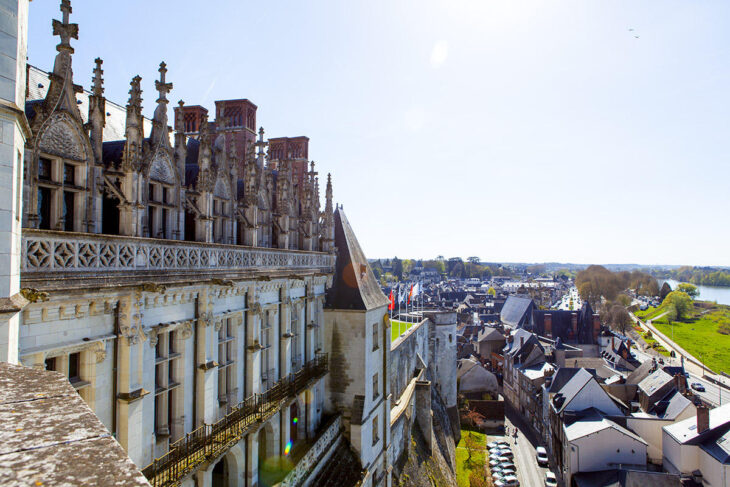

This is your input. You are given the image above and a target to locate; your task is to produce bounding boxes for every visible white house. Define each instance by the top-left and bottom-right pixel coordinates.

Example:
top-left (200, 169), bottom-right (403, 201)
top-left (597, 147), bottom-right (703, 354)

top-left (563, 410), bottom-right (648, 485)
top-left (663, 403), bottom-right (730, 487)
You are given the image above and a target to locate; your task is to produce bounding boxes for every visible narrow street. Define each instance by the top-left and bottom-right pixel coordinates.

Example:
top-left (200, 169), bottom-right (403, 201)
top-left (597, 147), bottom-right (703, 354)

top-left (487, 405), bottom-right (556, 487)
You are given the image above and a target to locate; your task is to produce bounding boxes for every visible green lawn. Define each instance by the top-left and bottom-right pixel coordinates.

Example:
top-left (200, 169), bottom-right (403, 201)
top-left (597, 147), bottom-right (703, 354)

top-left (649, 303), bottom-right (730, 373)
top-left (456, 429), bottom-right (487, 487)
top-left (634, 306), bottom-right (665, 321)
top-left (390, 319), bottom-right (417, 342)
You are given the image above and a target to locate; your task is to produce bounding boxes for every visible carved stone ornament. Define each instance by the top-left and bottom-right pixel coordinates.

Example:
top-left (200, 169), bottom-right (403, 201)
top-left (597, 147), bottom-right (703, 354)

top-left (247, 340), bottom-right (263, 352)
top-left (20, 288), bottom-right (50, 303)
top-left (149, 151), bottom-right (175, 184)
top-left (180, 321), bottom-right (194, 339)
top-left (249, 302), bottom-right (262, 317)
top-left (38, 116), bottom-right (86, 161)
top-left (147, 328), bottom-right (159, 348)
top-left (211, 278), bottom-right (235, 287)
top-left (94, 341), bottom-right (107, 363)
top-left (198, 311), bottom-right (214, 327)
top-left (140, 283), bottom-right (166, 294)
top-left (214, 318), bottom-right (223, 332)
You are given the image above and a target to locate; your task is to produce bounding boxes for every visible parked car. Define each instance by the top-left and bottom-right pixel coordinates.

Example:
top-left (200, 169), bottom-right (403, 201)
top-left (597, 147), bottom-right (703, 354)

top-left (497, 440), bottom-right (510, 447)
top-left (499, 449), bottom-right (514, 459)
top-left (536, 446), bottom-right (549, 466)
top-left (545, 471), bottom-right (558, 487)
top-left (691, 382), bottom-right (706, 392)
top-left (495, 475), bottom-right (520, 487)
top-left (489, 459), bottom-right (501, 468)
top-left (488, 441), bottom-right (500, 449)
top-left (499, 461), bottom-right (516, 471)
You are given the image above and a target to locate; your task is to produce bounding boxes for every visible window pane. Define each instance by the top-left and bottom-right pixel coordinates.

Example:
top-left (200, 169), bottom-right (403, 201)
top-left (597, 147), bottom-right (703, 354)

top-left (63, 191), bottom-right (74, 232)
top-left (38, 158), bottom-right (52, 180)
top-left (37, 187), bottom-right (51, 230)
top-left (63, 163), bottom-right (75, 185)
top-left (68, 353), bottom-right (80, 381)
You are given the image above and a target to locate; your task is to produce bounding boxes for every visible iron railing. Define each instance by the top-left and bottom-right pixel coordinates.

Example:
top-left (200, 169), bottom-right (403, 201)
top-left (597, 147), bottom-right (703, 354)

top-left (142, 353), bottom-right (328, 487)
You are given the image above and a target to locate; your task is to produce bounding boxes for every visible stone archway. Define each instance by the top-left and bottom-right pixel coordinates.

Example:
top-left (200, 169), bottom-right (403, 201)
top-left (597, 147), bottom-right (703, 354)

top-left (257, 420), bottom-right (277, 486)
top-left (211, 443), bottom-right (244, 487)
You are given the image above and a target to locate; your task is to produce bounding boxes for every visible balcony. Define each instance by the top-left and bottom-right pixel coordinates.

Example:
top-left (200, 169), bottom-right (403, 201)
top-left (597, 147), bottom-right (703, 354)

top-left (21, 229), bottom-right (335, 289)
top-left (142, 353), bottom-right (328, 487)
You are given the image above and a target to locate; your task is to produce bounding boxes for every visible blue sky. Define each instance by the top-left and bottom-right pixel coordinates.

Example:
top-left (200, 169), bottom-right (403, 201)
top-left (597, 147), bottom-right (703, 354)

top-left (27, 1), bottom-right (730, 266)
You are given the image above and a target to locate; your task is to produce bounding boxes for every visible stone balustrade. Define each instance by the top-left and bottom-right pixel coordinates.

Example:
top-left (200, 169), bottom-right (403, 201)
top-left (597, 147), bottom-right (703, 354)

top-left (21, 230), bottom-right (335, 286)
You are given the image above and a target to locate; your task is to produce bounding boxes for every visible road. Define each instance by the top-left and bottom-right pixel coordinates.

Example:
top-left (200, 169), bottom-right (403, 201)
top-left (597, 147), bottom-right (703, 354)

top-left (555, 287), bottom-right (582, 311)
top-left (489, 405), bottom-right (557, 487)
top-left (631, 311), bottom-right (727, 407)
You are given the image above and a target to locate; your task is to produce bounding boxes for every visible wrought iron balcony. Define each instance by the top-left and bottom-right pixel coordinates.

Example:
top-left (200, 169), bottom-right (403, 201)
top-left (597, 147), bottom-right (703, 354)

top-left (142, 353), bottom-right (328, 487)
top-left (21, 229), bottom-right (335, 289)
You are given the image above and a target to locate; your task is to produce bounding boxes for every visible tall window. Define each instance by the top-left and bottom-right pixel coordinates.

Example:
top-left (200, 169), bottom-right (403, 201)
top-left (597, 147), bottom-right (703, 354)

top-left (372, 415), bottom-right (379, 446)
top-left (261, 311), bottom-right (273, 389)
top-left (154, 331), bottom-right (181, 440)
top-left (36, 156), bottom-right (85, 231)
top-left (148, 181), bottom-right (175, 239)
top-left (291, 306), bottom-right (300, 371)
top-left (372, 323), bottom-right (379, 351)
top-left (212, 197), bottom-right (231, 243)
top-left (45, 351), bottom-right (90, 403)
top-left (218, 318), bottom-right (236, 405)
top-left (372, 373), bottom-right (379, 401)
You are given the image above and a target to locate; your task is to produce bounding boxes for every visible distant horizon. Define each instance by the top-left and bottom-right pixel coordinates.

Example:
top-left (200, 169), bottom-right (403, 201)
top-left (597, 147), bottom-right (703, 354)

top-left (368, 258), bottom-right (730, 270)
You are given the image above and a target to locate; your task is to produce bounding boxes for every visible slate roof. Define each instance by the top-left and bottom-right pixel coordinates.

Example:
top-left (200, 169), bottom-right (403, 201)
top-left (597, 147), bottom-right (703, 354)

top-left (572, 469), bottom-right (682, 487)
top-left (565, 412), bottom-right (647, 445)
top-left (500, 296), bottom-right (534, 328)
top-left (701, 428), bottom-right (730, 464)
top-left (548, 367), bottom-right (584, 393)
top-left (0, 362), bottom-right (150, 486)
top-left (553, 368), bottom-right (594, 413)
top-left (664, 402), bottom-right (730, 446)
top-left (650, 389), bottom-right (692, 420)
top-left (625, 360), bottom-right (654, 386)
top-left (26, 65), bottom-right (160, 144)
top-left (637, 369), bottom-right (673, 402)
top-left (477, 327), bottom-right (504, 342)
top-left (325, 209), bottom-right (389, 311)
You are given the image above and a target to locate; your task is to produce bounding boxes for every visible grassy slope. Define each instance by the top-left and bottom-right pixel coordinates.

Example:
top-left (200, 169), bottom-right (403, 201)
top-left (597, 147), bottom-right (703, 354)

top-left (456, 429), bottom-right (487, 487)
top-left (636, 302), bottom-right (730, 372)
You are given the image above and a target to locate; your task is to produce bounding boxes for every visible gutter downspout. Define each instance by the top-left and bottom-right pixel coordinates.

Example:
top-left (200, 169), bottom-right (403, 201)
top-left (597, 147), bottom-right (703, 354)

top-left (112, 301), bottom-right (120, 438)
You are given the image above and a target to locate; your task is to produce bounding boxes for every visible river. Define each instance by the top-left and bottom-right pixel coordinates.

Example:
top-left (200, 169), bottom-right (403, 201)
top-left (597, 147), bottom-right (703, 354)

top-left (661, 279), bottom-right (730, 306)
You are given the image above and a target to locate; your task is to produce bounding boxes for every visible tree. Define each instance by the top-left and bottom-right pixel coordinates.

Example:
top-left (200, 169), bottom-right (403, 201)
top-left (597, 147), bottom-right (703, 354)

top-left (608, 304), bottom-right (631, 334)
top-left (659, 282), bottom-right (672, 300)
top-left (467, 256), bottom-right (480, 264)
top-left (662, 291), bottom-right (693, 321)
top-left (469, 472), bottom-right (491, 487)
top-left (677, 283), bottom-right (699, 299)
top-left (487, 287), bottom-right (496, 297)
top-left (464, 434), bottom-right (481, 463)
top-left (617, 294), bottom-right (632, 307)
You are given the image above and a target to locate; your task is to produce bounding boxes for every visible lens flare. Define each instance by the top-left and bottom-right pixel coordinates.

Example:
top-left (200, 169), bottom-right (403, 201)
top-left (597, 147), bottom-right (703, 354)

top-left (284, 440), bottom-right (293, 456)
top-left (292, 417), bottom-right (298, 424)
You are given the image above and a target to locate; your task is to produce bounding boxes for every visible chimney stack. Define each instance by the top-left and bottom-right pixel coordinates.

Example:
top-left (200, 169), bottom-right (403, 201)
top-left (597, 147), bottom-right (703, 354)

top-left (571, 312), bottom-right (578, 338)
top-left (593, 313), bottom-right (601, 342)
top-left (520, 336), bottom-right (525, 347)
top-left (544, 314), bottom-right (552, 338)
top-left (697, 404), bottom-right (710, 434)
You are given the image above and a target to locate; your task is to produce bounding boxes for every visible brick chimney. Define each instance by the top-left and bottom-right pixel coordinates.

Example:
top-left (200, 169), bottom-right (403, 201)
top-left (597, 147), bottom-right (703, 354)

top-left (697, 404), bottom-right (710, 434)
top-left (520, 336), bottom-right (525, 348)
top-left (544, 314), bottom-right (552, 338)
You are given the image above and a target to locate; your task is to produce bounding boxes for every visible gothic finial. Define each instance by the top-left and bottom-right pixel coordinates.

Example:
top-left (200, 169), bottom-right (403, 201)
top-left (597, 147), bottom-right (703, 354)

top-left (155, 61), bottom-right (172, 103)
top-left (258, 126), bottom-right (265, 142)
top-left (91, 58), bottom-right (104, 96)
top-left (53, 0), bottom-right (78, 53)
top-left (128, 75), bottom-right (142, 108)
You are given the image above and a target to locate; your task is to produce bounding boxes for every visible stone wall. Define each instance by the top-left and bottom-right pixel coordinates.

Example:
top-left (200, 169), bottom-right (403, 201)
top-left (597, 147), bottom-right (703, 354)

top-left (389, 319), bottom-right (430, 401)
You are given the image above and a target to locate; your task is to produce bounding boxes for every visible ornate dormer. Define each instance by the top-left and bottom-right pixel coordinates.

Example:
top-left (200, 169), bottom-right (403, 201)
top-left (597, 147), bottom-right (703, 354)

top-left (43, 0), bottom-right (82, 124)
top-left (122, 76), bottom-right (143, 172)
top-left (87, 58), bottom-right (105, 163)
top-left (150, 62), bottom-right (173, 149)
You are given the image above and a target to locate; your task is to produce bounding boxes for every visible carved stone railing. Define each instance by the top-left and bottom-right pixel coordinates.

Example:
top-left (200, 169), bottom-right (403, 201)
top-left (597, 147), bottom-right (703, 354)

top-left (21, 230), bottom-right (334, 283)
